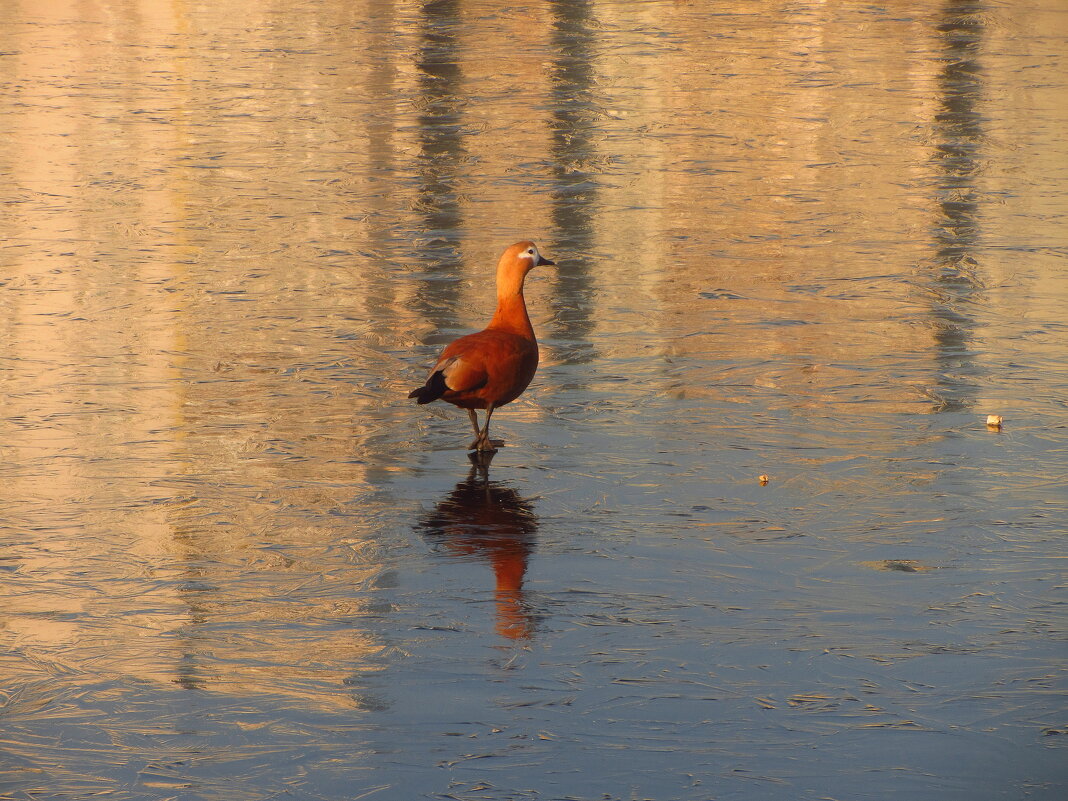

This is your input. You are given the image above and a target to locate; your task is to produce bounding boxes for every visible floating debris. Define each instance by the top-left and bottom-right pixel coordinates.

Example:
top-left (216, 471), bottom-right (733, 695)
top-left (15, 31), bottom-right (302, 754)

top-left (860, 559), bottom-right (938, 573)
top-left (986, 414), bottom-right (1003, 430)
top-left (758, 474), bottom-right (770, 485)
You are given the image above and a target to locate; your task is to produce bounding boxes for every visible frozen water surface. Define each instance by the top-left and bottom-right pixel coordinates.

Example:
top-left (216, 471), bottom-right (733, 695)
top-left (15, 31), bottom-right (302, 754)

top-left (1, 1), bottom-right (1066, 799)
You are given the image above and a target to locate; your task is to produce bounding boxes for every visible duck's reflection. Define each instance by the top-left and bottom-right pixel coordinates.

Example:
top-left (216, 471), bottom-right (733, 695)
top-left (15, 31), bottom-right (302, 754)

top-left (418, 452), bottom-right (538, 640)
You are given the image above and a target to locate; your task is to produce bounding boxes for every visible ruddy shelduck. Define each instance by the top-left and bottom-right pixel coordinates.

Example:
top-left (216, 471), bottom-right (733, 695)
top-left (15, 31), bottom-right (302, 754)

top-left (409, 241), bottom-right (554, 452)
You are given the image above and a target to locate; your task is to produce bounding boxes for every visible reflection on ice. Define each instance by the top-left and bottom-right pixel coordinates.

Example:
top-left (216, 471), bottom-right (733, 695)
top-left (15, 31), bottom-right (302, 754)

top-left (418, 453), bottom-right (539, 641)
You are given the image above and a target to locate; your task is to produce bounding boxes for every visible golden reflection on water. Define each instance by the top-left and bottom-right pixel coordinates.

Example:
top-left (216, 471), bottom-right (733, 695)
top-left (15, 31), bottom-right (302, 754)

top-left (0, 0), bottom-right (1066, 754)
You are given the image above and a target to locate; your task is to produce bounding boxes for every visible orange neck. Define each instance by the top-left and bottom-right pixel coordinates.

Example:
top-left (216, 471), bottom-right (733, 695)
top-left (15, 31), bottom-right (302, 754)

top-left (487, 264), bottom-right (535, 339)
top-left (488, 293), bottom-right (534, 339)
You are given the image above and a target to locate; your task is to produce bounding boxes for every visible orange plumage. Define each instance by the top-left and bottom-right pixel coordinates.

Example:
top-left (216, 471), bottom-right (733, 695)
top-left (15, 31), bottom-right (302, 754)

top-left (409, 241), bottom-right (554, 452)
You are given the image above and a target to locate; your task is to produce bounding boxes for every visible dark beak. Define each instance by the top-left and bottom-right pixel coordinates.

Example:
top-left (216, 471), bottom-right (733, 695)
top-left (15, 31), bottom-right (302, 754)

top-left (536, 255), bottom-right (555, 267)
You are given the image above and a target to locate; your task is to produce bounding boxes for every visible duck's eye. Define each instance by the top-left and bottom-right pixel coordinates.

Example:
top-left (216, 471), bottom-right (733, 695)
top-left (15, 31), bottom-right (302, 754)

top-left (527, 248), bottom-right (535, 255)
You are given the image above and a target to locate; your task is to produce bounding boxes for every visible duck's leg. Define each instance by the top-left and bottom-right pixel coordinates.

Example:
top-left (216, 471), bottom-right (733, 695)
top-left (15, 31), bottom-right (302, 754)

top-left (475, 404), bottom-right (502, 452)
top-left (467, 408), bottom-right (482, 450)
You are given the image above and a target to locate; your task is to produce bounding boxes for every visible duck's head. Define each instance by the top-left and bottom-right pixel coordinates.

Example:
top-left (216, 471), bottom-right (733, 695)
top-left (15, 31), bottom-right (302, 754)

top-left (501, 241), bottom-right (555, 275)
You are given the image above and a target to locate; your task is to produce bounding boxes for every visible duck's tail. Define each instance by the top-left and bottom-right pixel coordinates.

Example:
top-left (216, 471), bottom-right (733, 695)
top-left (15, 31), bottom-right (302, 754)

top-left (408, 370), bottom-right (448, 405)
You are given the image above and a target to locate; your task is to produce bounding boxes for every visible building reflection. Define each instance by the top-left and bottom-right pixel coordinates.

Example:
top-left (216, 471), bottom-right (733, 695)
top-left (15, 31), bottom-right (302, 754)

top-left (925, 0), bottom-right (986, 413)
top-left (418, 455), bottom-right (539, 640)
top-left (412, 0), bottom-right (466, 330)
top-left (546, 0), bottom-right (598, 366)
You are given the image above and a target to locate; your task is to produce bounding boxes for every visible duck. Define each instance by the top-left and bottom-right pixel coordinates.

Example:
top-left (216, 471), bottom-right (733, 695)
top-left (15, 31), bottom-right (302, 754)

top-left (409, 241), bottom-right (554, 452)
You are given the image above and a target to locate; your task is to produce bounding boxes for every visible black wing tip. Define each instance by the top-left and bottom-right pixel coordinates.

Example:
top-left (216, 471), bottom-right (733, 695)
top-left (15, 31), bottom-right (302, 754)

top-left (410, 370), bottom-right (448, 404)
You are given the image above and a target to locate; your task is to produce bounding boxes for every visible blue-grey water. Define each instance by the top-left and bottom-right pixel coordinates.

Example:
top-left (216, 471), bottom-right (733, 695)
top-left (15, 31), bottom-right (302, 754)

top-left (1, 1), bottom-right (1066, 799)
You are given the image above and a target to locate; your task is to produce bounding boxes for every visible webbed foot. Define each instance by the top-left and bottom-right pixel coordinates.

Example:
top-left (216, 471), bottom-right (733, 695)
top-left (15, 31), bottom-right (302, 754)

top-left (467, 437), bottom-right (504, 452)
